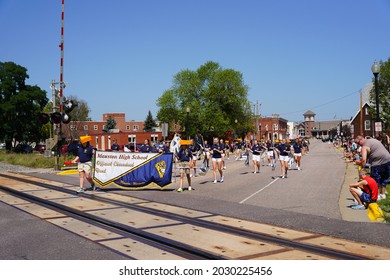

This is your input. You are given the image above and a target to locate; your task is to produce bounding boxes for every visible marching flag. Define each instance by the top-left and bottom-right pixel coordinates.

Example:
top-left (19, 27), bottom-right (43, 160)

top-left (93, 151), bottom-right (173, 190)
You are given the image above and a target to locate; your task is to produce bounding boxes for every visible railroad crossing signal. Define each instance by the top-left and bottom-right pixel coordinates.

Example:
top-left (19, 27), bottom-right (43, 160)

top-left (38, 98), bottom-right (77, 124)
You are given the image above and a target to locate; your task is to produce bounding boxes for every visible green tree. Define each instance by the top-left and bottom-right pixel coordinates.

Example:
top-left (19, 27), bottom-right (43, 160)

top-left (103, 116), bottom-right (116, 132)
top-left (156, 61), bottom-right (252, 139)
top-left (0, 61), bottom-right (48, 150)
top-left (144, 110), bottom-right (157, 132)
top-left (370, 57), bottom-right (390, 131)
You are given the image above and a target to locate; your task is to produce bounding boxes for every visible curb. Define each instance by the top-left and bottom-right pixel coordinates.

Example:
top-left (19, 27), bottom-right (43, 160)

top-left (57, 169), bottom-right (78, 175)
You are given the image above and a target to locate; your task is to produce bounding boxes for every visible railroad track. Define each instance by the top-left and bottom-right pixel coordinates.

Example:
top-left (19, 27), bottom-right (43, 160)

top-left (1, 172), bottom-right (389, 260)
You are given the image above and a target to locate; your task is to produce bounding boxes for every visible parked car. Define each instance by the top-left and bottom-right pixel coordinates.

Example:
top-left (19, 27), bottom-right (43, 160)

top-left (36, 144), bottom-right (46, 153)
top-left (0, 143), bottom-right (5, 149)
top-left (14, 143), bottom-right (33, 153)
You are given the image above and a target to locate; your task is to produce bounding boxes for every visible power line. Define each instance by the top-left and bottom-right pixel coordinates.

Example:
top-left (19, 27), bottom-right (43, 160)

top-left (279, 89), bottom-right (360, 116)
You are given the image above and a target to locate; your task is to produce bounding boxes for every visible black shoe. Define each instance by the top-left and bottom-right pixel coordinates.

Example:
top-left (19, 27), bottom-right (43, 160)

top-left (92, 184), bottom-right (101, 191)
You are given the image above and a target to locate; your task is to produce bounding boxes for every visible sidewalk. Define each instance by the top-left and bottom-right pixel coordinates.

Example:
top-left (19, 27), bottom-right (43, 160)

top-left (338, 159), bottom-right (371, 222)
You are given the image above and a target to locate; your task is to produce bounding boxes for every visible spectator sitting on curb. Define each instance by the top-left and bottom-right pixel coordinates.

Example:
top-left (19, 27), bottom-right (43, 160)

top-left (349, 169), bottom-right (378, 210)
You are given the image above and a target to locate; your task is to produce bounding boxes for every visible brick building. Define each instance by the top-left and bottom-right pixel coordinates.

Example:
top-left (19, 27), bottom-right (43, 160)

top-left (256, 114), bottom-right (288, 141)
top-left (303, 110), bottom-right (316, 137)
top-left (350, 83), bottom-right (375, 138)
top-left (62, 113), bottom-right (162, 151)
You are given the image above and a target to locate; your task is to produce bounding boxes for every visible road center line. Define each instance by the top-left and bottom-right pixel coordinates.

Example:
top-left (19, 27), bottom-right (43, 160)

top-left (239, 177), bottom-right (279, 204)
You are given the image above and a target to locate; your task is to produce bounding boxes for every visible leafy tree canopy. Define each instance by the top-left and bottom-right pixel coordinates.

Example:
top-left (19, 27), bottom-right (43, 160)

top-left (0, 61), bottom-right (48, 149)
top-left (156, 61), bottom-right (252, 139)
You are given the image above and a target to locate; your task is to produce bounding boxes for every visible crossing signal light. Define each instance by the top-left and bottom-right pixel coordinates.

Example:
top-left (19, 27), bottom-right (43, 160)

top-left (38, 99), bottom-right (78, 125)
top-left (63, 99), bottom-right (78, 113)
top-left (50, 112), bottom-right (63, 124)
top-left (38, 112), bottom-right (71, 125)
top-left (62, 113), bottom-right (71, 124)
top-left (62, 99), bottom-right (78, 124)
top-left (38, 113), bottom-right (50, 124)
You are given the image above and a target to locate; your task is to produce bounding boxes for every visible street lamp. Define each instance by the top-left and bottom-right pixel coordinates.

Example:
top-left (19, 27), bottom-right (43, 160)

top-left (371, 60), bottom-right (381, 135)
top-left (186, 107), bottom-right (190, 139)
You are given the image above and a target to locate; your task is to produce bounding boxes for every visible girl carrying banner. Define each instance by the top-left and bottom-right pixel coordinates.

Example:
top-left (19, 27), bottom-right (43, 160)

top-left (72, 136), bottom-right (98, 193)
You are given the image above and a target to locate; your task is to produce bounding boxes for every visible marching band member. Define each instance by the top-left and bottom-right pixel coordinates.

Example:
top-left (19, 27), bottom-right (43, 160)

top-left (266, 140), bottom-right (275, 169)
top-left (219, 138), bottom-right (227, 170)
top-left (176, 141), bottom-right (193, 192)
top-left (203, 140), bottom-right (211, 170)
top-left (190, 143), bottom-right (200, 177)
top-left (293, 139), bottom-right (303, 170)
top-left (73, 136), bottom-right (97, 193)
top-left (275, 139), bottom-right (291, 179)
top-left (212, 137), bottom-right (224, 183)
top-left (248, 139), bottom-right (263, 173)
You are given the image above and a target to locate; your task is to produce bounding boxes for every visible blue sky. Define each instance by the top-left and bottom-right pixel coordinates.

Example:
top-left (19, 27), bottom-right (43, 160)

top-left (1, 0), bottom-right (389, 122)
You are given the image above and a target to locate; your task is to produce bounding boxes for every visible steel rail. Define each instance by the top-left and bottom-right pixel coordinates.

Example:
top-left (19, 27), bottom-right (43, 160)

top-left (0, 184), bottom-right (225, 260)
top-left (0, 173), bottom-right (371, 260)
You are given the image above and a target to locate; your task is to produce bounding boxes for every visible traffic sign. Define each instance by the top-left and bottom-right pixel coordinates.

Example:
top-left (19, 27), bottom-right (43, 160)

top-left (375, 122), bottom-right (382, 132)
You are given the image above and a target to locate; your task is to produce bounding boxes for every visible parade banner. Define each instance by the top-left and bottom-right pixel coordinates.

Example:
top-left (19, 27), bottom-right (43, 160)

top-left (93, 151), bottom-right (173, 189)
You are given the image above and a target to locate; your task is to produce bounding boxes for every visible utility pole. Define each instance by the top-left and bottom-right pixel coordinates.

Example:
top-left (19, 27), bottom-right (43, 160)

top-left (42, 1), bottom-right (76, 165)
top-left (254, 100), bottom-right (260, 140)
top-left (359, 89), bottom-right (363, 137)
top-left (53, 0), bottom-right (65, 170)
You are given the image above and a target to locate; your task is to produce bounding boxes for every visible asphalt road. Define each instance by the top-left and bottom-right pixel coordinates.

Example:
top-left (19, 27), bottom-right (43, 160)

top-left (0, 140), bottom-right (389, 260)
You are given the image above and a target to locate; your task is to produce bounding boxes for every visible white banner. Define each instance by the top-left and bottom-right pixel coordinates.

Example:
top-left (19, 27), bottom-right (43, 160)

top-left (94, 151), bottom-right (160, 186)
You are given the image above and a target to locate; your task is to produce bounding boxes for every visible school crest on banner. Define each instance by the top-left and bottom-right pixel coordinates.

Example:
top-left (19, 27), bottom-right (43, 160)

top-left (93, 151), bottom-right (173, 189)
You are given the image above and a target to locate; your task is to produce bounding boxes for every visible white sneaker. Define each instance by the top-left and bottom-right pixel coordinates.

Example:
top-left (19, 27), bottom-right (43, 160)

top-left (220, 176), bottom-right (224, 183)
top-left (176, 188), bottom-right (183, 192)
top-left (188, 186), bottom-right (192, 191)
top-left (377, 194), bottom-right (386, 200)
top-left (213, 180), bottom-right (217, 184)
top-left (298, 167), bottom-right (301, 170)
